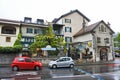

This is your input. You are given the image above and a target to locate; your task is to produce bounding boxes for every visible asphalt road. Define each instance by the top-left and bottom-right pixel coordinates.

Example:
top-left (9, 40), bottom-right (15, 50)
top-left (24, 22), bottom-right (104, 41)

top-left (1, 58), bottom-right (120, 80)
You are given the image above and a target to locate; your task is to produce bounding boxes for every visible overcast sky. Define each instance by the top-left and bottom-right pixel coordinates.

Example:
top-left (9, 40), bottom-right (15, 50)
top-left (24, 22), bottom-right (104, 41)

top-left (0, 0), bottom-right (119, 33)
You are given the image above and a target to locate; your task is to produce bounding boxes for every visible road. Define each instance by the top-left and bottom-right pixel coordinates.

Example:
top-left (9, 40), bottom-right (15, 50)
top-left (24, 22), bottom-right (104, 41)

top-left (1, 58), bottom-right (120, 80)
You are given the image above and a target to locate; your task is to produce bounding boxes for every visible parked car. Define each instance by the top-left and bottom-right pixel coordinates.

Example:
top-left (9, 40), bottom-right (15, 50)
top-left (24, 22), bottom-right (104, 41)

top-left (48, 57), bottom-right (74, 69)
top-left (115, 52), bottom-right (120, 57)
top-left (11, 56), bottom-right (42, 71)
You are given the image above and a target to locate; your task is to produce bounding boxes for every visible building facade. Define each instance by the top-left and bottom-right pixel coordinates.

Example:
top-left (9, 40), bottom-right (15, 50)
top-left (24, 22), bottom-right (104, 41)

top-left (53, 10), bottom-right (114, 61)
top-left (0, 18), bottom-right (20, 47)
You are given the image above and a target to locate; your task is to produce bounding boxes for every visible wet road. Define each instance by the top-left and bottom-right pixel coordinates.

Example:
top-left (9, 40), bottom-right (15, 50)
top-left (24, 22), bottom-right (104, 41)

top-left (1, 58), bottom-right (120, 80)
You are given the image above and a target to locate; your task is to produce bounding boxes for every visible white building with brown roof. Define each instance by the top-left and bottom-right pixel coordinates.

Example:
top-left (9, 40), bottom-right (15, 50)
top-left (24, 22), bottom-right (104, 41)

top-left (73, 20), bottom-right (114, 61)
top-left (53, 10), bottom-right (115, 62)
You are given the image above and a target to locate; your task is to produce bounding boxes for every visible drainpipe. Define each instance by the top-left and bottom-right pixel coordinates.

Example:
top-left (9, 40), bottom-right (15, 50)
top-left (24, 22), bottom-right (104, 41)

top-left (82, 19), bottom-right (86, 32)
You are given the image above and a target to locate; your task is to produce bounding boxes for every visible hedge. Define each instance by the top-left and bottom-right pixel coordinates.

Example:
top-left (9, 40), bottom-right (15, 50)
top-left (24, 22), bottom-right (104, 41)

top-left (0, 45), bottom-right (22, 53)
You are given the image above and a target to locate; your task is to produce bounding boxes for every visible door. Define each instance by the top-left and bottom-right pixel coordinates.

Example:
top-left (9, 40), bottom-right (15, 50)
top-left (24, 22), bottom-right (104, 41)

top-left (100, 48), bottom-right (108, 61)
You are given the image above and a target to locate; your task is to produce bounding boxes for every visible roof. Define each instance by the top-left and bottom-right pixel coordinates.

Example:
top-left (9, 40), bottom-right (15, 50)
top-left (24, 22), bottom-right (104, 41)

top-left (52, 9), bottom-right (90, 23)
top-left (74, 20), bottom-right (114, 37)
top-left (0, 18), bottom-right (20, 25)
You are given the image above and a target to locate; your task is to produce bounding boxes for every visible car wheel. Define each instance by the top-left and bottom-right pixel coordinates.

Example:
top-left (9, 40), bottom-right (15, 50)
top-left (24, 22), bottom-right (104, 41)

top-left (70, 64), bottom-right (74, 68)
top-left (35, 66), bottom-right (40, 71)
top-left (52, 64), bottom-right (57, 69)
top-left (12, 66), bottom-right (19, 71)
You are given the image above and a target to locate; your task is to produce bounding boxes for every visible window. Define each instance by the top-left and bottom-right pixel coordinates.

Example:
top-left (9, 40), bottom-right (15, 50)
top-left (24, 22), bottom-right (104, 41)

top-left (2, 26), bottom-right (16, 34)
top-left (18, 58), bottom-right (24, 62)
top-left (99, 25), bottom-right (106, 32)
top-left (97, 37), bottom-right (101, 43)
top-left (25, 58), bottom-right (32, 62)
top-left (101, 25), bottom-right (104, 32)
top-left (65, 37), bottom-right (72, 42)
top-left (6, 37), bottom-right (11, 42)
top-left (34, 29), bottom-right (42, 34)
top-left (27, 28), bottom-right (33, 33)
top-left (65, 19), bottom-right (71, 23)
top-left (24, 17), bottom-right (32, 23)
top-left (105, 38), bottom-right (109, 43)
top-left (65, 27), bottom-right (72, 32)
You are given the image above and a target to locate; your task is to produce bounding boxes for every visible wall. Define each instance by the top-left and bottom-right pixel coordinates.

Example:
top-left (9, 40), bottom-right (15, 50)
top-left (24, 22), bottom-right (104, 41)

top-left (0, 53), bottom-right (18, 64)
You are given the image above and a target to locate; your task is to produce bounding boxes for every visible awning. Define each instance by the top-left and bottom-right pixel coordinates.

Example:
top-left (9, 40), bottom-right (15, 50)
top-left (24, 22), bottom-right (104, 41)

top-left (41, 48), bottom-right (56, 51)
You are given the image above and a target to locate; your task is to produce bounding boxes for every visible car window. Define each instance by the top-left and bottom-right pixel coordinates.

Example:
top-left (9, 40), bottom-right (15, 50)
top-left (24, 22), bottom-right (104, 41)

top-left (18, 58), bottom-right (24, 62)
top-left (25, 58), bottom-right (32, 62)
top-left (66, 58), bottom-right (70, 61)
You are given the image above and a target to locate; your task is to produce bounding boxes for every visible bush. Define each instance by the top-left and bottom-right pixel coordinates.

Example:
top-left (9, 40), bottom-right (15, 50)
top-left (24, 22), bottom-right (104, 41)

top-left (115, 50), bottom-right (120, 53)
top-left (0, 45), bottom-right (22, 53)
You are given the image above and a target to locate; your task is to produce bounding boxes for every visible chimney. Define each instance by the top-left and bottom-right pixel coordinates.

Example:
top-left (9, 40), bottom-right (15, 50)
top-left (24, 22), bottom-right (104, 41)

top-left (24, 17), bottom-right (32, 23)
top-left (107, 22), bottom-right (111, 26)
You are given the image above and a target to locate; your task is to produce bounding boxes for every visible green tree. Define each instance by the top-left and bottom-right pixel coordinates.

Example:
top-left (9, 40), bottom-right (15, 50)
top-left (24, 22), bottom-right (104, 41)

top-left (114, 33), bottom-right (120, 48)
top-left (30, 26), bottom-right (64, 54)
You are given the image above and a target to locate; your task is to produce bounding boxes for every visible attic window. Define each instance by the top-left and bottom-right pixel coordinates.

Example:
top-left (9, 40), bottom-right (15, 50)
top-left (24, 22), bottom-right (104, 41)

top-left (24, 17), bottom-right (32, 23)
top-left (65, 19), bottom-right (71, 23)
top-left (37, 19), bottom-right (44, 24)
top-left (99, 25), bottom-right (107, 32)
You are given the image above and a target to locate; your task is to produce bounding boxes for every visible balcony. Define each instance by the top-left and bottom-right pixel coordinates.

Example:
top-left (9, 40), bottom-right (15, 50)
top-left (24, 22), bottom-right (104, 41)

top-left (1, 26), bottom-right (16, 35)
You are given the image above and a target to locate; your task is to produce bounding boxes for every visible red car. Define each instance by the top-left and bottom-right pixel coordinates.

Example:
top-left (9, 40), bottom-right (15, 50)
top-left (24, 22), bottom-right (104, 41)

top-left (11, 56), bottom-right (42, 71)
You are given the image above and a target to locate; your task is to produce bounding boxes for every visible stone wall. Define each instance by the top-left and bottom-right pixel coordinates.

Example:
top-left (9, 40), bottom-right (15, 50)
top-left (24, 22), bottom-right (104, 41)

top-left (0, 53), bottom-right (18, 64)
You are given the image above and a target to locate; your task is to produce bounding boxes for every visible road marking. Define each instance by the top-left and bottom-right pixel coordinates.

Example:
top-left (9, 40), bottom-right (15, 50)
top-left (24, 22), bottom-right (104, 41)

top-left (16, 71), bottom-right (37, 75)
top-left (75, 67), bottom-right (105, 80)
top-left (52, 74), bottom-right (92, 78)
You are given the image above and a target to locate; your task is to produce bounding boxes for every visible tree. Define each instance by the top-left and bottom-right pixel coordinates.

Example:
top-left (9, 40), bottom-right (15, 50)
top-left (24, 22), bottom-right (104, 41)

top-left (114, 32), bottom-right (120, 48)
top-left (30, 26), bottom-right (64, 54)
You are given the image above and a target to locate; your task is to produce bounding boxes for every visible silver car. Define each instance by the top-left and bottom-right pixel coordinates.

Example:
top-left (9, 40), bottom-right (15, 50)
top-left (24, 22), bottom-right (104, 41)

top-left (48, 57), bottom-right (74, 68)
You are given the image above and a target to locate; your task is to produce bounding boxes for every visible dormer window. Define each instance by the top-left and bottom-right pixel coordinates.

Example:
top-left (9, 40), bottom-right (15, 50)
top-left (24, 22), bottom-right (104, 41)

top-left (36, 19), bottom-right (44, 24)
top-left (24, 17), bottom-right (32, 23)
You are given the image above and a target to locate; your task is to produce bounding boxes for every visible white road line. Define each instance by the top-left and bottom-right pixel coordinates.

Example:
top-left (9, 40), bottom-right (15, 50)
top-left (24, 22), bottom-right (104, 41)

top-left (52, 74), bottom-right (92, 78)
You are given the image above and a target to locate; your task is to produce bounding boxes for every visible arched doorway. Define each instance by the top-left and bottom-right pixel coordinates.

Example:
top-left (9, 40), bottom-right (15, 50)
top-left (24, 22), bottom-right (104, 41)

top-left (100, 48), bottom-right (108, 61)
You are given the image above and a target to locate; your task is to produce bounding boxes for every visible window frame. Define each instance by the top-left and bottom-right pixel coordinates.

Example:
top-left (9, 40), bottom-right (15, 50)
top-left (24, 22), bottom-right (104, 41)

top-left (65, 37), bottom-right (72, 42)
top-left (97, 37), bottom-right (101, 43)
top-left (65, 19), bottom-right (71, 23)
top-left (65, 27), bottom-right (72, 32)
top-left (6, 37), bottom-right (11, 42)
top-left (26, 28), bottom-right (33, 33)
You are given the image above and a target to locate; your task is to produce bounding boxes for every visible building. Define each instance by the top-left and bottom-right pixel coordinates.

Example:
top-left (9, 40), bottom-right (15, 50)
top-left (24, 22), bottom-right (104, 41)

top-left (52, 9), bottom-right (114, 61)
top-left (52, 9), bottom-right (90, 43)
top-left (73, 20), bottom-right (114, 61)
top-left (0, 18), bottom-right (20, 47)
top-left (20, 17), bottom-right (47, 49)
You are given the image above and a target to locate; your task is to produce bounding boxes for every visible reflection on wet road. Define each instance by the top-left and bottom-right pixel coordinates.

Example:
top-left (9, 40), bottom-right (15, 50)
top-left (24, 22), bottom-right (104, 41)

top-left (1, 60), bottom-right (120, 80)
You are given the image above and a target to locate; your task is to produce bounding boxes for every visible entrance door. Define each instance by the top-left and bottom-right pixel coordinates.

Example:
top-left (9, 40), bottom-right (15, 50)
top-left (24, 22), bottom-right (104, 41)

top-left (100, 48), bottom-right (108, 61)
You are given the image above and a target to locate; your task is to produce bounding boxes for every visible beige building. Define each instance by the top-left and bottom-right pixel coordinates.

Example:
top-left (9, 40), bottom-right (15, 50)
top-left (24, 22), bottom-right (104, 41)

top-left (0, 18), bottom-right (20, 47)
top-left (53, 9), bottom-right (114, 61)
top-left (53, 9), bottom-right (90, 43)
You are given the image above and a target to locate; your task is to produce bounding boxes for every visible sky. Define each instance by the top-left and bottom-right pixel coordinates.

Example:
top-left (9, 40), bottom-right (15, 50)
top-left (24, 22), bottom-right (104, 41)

top-left (0, 0), bottom-right (120, 33)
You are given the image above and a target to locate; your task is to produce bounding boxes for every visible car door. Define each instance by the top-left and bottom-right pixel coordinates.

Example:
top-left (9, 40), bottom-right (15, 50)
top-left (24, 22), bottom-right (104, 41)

top-left (17, 58), bottom-right (26, 69)
top-left (24, 58), bottom-right (34, 69)
top-left (65, 58), bottom-right (71, 67)
top-left (56, 58), bottom-right (66, 67)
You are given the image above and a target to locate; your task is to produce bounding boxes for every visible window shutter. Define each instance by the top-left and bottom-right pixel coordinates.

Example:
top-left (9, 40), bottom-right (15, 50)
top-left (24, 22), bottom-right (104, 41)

top-left (65, 37), bottom-right (67, 42)
top-left (65, 27), bottom-right (67, 32)
top-left (70, 37), bottom-right (72, 42)
top-left (70, 27), bottom-right (72, 32)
